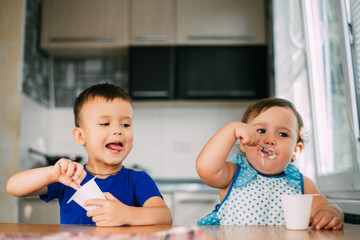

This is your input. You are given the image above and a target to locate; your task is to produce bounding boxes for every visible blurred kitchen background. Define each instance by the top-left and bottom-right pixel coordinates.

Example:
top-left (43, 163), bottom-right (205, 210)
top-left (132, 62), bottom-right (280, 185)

top-left (1, 0), bottom-right (360, 225)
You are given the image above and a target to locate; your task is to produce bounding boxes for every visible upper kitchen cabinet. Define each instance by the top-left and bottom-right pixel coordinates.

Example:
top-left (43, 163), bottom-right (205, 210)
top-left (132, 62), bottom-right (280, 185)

top-left (40, 0), bottom-right (129, 57)
top-left (130, 0), bottom-right (175, 45)
top-left (176, 0), bottom-right (266, 45)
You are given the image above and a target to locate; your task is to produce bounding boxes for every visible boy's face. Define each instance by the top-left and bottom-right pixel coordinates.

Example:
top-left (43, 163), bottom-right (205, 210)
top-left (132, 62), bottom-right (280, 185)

top-left (241, 106), bottom-right (303, 175)
top-left (73, 97), bottom-right (133, 167)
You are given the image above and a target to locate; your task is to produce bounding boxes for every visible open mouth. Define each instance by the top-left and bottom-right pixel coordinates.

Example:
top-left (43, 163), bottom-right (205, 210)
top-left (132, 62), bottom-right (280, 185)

top-left (261, 149), bottom-right (277, 159)
top-left (259, 148), bottom-right (277, 165)
top-left (105, 141), bottom-right (124, 152)
top-left (261, 148), bottom-right (271, 154)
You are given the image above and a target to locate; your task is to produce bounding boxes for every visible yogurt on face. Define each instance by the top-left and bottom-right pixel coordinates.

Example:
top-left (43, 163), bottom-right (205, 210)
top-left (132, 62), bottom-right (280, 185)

top-left (259, 149), bottom-right (277, 166)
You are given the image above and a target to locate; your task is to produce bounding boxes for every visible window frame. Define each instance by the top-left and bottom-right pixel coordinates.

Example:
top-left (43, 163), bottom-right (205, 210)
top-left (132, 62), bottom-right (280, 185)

top-left (301, 0), bottom-right (360, 199)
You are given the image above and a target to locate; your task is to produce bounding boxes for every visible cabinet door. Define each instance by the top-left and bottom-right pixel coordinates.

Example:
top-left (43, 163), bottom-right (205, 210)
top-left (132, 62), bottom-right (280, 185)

top-left (129, 47), bottom-right (175, 99)
top-left (173, 193), bottom-right (219, 225)
top-left (19, 197), bottom-right (60, 223)
top-left (41, 0), bottom-right (129, 56)
top-left (130, 0), bottom-right (175, 45)
top-left (176, 46), bottom-right (268, 99)
top-left (176, 0), bottom-right (266, 45)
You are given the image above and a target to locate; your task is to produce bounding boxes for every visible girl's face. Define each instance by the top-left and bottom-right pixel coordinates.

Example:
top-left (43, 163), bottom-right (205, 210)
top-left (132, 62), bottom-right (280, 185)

top-left (73, 97), bottom-right (133, 169)
top-left (242, 106), bottom-right (303, 175)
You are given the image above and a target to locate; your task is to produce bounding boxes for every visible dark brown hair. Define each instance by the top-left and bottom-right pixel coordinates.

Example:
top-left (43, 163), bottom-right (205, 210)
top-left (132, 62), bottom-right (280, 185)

top-left (242, 97), bottom-right (304, 144)
top-left (74, 83), bottom-right (132, 127)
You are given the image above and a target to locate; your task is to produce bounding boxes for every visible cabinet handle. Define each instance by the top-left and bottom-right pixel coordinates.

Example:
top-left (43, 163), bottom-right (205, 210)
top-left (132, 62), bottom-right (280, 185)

top-left (186, 90), bottom-right (256, 97)
top-left (132, 91), bottom-right (169, 97)
top-left (134, 35), bottom-right (168, 42)
top-left (178, 199), bottom-right (217, 204)
top-left (187, 35), bottom-right (255, 41)
top-left (50, 37), bottom-right (115, 42)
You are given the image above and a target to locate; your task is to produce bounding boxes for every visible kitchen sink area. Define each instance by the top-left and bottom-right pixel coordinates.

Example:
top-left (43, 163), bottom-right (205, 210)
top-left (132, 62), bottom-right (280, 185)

top-left (156, 179), bottom-right (219, 225)
top-left (19, 178), bottom-right (219, 225)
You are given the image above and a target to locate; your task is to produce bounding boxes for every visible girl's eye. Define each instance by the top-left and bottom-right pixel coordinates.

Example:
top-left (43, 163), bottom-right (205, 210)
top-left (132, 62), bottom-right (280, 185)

top-left (257, 129), bottom-right (266, 134)
top-left (279, 132), bottom-right (288, 137)
top-left (121, 123), bottom-right (131, 127)
top-left (100, 123), bottom-right (110, 126)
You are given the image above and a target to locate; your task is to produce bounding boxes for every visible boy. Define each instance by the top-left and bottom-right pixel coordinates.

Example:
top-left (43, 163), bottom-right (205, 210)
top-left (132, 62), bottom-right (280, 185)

top-left (7, 83), bottom-right (172, 226)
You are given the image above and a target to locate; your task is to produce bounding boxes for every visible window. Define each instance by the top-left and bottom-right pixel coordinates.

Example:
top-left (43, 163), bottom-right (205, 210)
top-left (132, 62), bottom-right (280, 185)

top-left (302, 0), bottom-right (360, 197)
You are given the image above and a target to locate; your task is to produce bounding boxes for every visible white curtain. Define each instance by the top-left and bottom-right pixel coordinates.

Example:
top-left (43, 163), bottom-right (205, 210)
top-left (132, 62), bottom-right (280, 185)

top-left (273, 0), bottom-right (316, 180)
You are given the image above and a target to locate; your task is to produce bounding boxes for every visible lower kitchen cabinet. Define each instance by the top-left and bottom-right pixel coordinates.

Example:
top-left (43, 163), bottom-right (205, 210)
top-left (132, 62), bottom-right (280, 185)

top-left (162, 192), bottom-right (219, 225)
top-left (18, 189), bottom-right (219, 226)
top-left (19, 197), bottom-right (60, 223)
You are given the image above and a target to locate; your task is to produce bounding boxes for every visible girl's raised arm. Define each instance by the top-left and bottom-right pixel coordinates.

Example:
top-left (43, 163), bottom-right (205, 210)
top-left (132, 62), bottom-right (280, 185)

top-left (196, 122), bottom-right (259, 189)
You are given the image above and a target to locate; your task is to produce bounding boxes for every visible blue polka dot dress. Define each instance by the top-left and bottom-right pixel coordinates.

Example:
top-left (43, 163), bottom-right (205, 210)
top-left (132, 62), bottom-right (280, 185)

top-left (197, 153), bottom-right (304, 226)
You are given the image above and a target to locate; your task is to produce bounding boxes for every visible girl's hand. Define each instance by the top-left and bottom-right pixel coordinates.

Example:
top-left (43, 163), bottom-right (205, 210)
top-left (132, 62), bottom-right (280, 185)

top-left (53, 159), bottom-right (86, 190)
top-left (234, 122), bottom-right (261, 147)
top-left (86, 192), bottom-right (131, 226)
top-left (309, 206), bottom-right (344, 230)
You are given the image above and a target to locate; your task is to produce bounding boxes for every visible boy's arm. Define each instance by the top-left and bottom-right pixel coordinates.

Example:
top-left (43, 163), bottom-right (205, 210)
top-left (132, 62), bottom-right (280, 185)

top-left (196, 122), bottom-right (260, 189)
top-left (7, 159), bottom-right (86, 197)
top-left (303, 176), bottom-right (344, 230)
top-left (7, 166), bottom-right (55, 197)
top-left (128, 196), bottom-right (172, 225)
top-left (86, 193), bottom-right (172, 226)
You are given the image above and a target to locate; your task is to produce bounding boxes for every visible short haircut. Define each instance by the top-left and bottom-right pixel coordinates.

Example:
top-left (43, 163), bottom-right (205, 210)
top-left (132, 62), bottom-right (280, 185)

top-left (241, 97), bottom-right (304, 145)
top-left (73, 83), bottom-right (132, 127)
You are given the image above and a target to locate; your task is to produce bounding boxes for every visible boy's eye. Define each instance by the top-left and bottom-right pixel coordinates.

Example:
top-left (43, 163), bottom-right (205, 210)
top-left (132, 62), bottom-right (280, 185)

top-left (121, 123), bottom-right (131, 127)
top-left (279, 132), bottom-right (288, 137)
top-left (100, 123), bottom-right (110, 126)
top-left (257, 129), bottom-right (266, 134)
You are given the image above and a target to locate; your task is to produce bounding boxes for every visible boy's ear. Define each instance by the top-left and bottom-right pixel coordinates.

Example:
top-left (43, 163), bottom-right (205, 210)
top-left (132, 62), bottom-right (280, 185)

top-left (72, 127), bottom-right (85, 145)
top-left (291, 142), bottom-right (303, 161)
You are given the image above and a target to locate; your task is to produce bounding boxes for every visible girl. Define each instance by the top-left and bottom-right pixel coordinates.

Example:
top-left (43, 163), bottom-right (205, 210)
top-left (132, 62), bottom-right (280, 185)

top-left (196, 98), bottom-right (343, 230)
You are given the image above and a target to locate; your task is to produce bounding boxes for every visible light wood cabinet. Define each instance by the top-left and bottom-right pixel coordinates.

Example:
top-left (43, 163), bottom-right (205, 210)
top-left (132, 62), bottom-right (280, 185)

top-left (130, 0), bottom-right (175, 45)
top-left (40, 0), bottom-right (129, 56)
top-left (176, 0), bottom-right (266, 45)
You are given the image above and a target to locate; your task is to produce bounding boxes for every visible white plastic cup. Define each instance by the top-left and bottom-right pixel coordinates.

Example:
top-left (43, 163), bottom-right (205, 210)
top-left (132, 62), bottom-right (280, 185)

top-left (281, 194), bottom-right (318, 230)
top-left (67, 176), bottom-right (106, 211)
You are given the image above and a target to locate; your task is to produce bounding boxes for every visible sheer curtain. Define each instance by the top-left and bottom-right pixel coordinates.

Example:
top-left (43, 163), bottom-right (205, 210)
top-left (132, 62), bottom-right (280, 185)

top-left (273, 0), bottom-right (316, 180)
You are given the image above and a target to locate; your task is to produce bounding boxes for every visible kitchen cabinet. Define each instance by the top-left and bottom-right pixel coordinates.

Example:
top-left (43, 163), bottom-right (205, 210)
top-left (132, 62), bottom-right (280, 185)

top-left (157, 180), bottom-right (219, 225)
top-left (40, 0), bottom-right (129, 57)
top-left (176, 46), bottom-right (268, 99)
top-left (171, 192), bottom-right (219, 225)
top-left (19, 197), bottom-right (60, 223)
top-left (130, 0), bottom-right (175, 45)
top-left (176, 0), bottom-right (266, 45)
top-left (129, 47), bottom-right (175, 99)
top-left (129, 46), bottom-right (269, 100)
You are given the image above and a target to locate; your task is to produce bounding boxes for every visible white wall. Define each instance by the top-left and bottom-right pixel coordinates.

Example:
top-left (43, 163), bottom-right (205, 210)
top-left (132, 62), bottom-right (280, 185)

top-left (46, 101), bottom-right (254, 179)
top-left (18, 95), bottom-right (52, 171)
top-left (0, 0), bottom-right (25, 223)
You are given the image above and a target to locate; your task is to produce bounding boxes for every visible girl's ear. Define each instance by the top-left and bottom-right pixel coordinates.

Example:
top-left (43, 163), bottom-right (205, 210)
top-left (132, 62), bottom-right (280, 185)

top-left (291, 142), bottom-right (303, 161)
top-left (72, 127), bottom-right (86, 146)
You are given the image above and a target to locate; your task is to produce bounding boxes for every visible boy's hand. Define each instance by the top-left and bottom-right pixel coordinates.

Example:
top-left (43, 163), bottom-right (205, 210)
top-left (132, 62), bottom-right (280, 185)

top-left (86, 192), bottom-right (131, 226)
top-left (309, 207), bottom-right (344, 230)
top-left (54, 159), bottom-right (86, 190)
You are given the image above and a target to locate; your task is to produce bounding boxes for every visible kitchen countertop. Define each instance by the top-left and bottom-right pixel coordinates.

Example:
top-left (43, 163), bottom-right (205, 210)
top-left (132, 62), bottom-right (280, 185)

top-left (155, 179), bottom-right (218, 193)
top-left (0, 223), bottom-right (358, 240)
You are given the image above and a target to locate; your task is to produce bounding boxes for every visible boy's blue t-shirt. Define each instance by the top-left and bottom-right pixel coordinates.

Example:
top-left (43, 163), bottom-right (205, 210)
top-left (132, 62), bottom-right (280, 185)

top-left (40, 166), bottom-right (162, 224)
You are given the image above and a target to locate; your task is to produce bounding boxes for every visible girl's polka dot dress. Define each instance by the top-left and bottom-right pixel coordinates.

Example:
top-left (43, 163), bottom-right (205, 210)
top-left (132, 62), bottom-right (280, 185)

top-left (197, 153), bottom-right (303, 226)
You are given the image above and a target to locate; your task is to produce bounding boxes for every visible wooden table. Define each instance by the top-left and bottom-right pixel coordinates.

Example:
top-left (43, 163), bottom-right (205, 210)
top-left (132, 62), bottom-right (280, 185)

top-left (0, 223), bottom-right (358, 240)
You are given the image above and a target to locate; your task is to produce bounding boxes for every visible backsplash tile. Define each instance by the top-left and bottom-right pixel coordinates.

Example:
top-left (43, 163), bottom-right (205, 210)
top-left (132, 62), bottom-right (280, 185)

top-left (22, 0), bottom-right (50, 107)
top-left (53, 57), bottom-right (128, 107)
